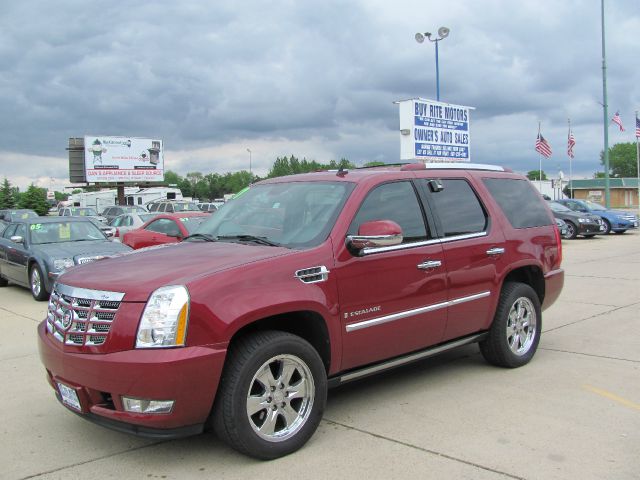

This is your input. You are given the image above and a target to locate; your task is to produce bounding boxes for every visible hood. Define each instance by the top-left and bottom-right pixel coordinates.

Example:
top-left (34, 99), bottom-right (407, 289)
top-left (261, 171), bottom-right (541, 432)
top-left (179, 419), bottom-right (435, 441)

top-left (554, 210), bottom-right (600, 221)
top-left (57, 241), bottom-right (294, 302)
top-left (34, 240), bottom-right (131, 261)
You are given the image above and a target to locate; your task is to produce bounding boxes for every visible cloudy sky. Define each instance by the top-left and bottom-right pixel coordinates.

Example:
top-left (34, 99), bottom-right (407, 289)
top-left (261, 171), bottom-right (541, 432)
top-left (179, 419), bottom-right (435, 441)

top-left (1, 0), bottom-right (638, 191)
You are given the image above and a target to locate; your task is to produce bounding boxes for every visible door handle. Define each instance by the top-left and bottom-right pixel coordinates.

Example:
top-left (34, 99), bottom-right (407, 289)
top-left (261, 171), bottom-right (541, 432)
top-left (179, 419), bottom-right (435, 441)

top-left (417, 260), bottom-right (442, 270)
top-left (486, 247), bottom-right (505, 256)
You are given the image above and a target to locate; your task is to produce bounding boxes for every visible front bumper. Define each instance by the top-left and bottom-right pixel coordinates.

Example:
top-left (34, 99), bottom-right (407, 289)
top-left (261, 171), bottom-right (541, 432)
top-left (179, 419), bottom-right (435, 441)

top-left (577, 222), bottom-right (605, 235)
top-left (37, 322), bottom-right (226, 437)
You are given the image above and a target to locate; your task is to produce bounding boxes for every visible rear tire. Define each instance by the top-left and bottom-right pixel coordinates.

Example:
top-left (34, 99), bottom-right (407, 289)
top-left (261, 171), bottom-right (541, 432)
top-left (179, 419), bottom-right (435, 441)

top-left (602, 219), bottom-right (611, 234)
top-left (480, 282), bottom-right (541, 368)
top-left (0, 275), bottom-right (8, 287)
top-left (212, 330), bottom-right (327, 460)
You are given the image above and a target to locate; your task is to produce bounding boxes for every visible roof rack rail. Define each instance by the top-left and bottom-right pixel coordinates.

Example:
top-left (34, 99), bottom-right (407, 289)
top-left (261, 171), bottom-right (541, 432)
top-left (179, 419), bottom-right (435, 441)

top-left (422, 163), bottom-right (504, 172)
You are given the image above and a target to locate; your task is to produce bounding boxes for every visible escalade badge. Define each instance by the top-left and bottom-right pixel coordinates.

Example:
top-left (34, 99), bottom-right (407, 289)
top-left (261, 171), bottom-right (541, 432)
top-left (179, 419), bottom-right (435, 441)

top-left (61, 308), bottom-right (74, 330)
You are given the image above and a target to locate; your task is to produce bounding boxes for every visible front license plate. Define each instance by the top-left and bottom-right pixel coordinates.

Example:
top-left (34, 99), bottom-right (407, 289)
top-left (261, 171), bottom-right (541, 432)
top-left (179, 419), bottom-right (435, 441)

top-left (634, 222), bottom-right (638, 227)
top-left (57, 382), bottom-right (81, 411)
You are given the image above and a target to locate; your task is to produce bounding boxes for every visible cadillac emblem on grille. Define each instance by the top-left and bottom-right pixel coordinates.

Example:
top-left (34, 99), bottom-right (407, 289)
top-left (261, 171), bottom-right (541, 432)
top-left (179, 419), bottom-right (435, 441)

top-left (61, 308), bottom-right (73, 330)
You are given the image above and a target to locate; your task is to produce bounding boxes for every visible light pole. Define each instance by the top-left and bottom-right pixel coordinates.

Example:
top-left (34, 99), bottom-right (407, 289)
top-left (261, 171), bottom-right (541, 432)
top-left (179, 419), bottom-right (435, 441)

top-left (600, 0), bottom-right (611, 208)
top-left (246, 148), bottom-right (252, 178)
top-left (415, 27), bottom-right (450, 101)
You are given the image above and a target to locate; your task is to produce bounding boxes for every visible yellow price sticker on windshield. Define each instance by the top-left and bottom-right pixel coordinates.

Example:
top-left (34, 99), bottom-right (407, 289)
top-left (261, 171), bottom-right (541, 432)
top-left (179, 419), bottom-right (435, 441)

top-left (59, 224), bottom-right (71, 240)
top-left (21, 213), bottom-right (29, 219)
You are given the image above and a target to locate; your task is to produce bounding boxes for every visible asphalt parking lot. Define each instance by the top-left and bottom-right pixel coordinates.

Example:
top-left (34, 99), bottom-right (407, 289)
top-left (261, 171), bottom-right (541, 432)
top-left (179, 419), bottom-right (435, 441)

top-left (1, 231), bottom-right (639, 480)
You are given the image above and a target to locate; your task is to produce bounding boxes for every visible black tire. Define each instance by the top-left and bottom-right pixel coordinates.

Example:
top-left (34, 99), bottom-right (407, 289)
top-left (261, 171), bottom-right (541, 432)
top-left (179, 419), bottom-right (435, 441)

top-left (602, 219), bottom-right (611, 234)
top-left (0, 275), bottom-right (8, 287)
top-left (29, 264), bottom-right (49, 301)
top-left (479, 282), bottom-right (541, 368)
top-left (212, 330), bottom-right (327, 460)
top-left (613, 230), bottom-right (627, 235)
top-left (563, 221), bottom-right (578, 239)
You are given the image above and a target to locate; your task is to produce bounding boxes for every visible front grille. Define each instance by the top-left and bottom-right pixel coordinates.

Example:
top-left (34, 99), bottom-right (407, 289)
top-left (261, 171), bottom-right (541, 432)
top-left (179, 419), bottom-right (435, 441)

top-left (46, 284), bottom-right (124, 348)
top-left (77, 255), bottom-right (108, 265)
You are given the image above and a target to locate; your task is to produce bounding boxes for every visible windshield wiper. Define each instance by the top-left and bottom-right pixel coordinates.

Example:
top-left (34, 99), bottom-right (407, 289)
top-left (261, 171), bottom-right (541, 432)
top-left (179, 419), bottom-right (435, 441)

top-left (216, 235), bottom-right (281, 247)
top-left (184, 233), bottom-right (217, 242)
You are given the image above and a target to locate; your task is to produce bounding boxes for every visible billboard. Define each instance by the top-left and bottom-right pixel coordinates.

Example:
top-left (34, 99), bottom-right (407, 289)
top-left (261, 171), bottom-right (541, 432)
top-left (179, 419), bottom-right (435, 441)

top-left (398, 98), bottom-right (473, 162)
top-left (84, 136), bottom-right (164, 183)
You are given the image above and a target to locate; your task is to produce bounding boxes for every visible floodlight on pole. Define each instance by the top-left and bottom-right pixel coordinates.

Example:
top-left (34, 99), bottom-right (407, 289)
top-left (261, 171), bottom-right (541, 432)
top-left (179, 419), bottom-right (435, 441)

top-left (415, 27), bottom-right (450, 101)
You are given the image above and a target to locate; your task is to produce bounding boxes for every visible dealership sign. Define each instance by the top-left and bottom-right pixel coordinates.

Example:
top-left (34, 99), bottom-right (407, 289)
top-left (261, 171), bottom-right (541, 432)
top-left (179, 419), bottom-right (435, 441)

top-left (84, 136), bottom-right (164, 183)
top-left (397, 98), bottom-right (473, 162)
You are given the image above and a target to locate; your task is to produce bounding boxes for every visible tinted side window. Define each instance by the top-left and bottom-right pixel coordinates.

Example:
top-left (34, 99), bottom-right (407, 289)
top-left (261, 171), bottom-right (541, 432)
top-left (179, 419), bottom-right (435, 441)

top-left (3, 224), bottom-right (17, 238)
top-left (427, 179), bottom-right (487, 237)
top-left (348, 181), bottom-right (428, 243)
top-left (483, 178), bottom-right (552, 228)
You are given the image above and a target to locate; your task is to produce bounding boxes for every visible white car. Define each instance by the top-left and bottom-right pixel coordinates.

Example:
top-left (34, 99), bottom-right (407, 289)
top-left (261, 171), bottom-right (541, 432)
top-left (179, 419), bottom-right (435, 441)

top-left (109, 212), bottom-right (160, 241)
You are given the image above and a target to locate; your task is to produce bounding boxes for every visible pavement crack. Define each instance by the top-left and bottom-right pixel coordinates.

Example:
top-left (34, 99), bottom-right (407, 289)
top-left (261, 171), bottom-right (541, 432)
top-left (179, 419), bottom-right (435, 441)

top-left (0, 307), bottom-right (42, 324)
top-left (543, 301), bottom-right (640, 334)
top-left (322, 418), bottom-right (525, 480)
top-left (539, 347), bottom-right (638, 364)
top-left (18, 441), bottom-right (166, 480)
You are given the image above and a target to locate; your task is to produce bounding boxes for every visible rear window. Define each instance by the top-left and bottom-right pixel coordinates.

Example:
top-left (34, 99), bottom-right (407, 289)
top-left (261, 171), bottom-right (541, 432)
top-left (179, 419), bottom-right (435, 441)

top-left (483, 178), bottom-right (552, 228)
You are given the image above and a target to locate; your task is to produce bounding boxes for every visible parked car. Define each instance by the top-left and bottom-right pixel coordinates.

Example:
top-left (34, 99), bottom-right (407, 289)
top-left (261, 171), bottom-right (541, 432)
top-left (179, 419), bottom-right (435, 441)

top-left (109, 212), bottom-right (160, 241)
top-left (555, 218), bottom-right (568, 238)
top-left (197, 202), bottom-right (219, 213)
top-left (59, 207), bottom-right (108, 225)
top-left (122, 212), bottom-right (209, 249)
top-left (0, 217), bottom-right (131, 300)
top-left (547, 201), bottom-right (605, 239)
top-left (38, 163), bottom-right (563, 459)
top-left (0, 218), bottom-right (7, 234)
top-left (146, 200), bottom-right (200, 213)
top-left (0, 209), bottom-right (39, 222)
top-left (555, 199), bottom-right (639, 234)
top-left (100, 205), bottom-right (148, 223)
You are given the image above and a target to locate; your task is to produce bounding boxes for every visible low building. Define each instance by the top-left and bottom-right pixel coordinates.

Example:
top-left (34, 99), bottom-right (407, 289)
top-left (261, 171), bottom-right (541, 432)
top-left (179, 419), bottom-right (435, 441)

top-left (566, 178), bottom-right (640, 208)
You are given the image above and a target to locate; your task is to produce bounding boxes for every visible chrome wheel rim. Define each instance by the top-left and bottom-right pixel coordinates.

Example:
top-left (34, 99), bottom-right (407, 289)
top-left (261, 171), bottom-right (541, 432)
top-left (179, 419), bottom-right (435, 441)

top-left (246, 354), bottom-right (314, 443)
top-left (506, 297), bottom-right (537, 356)
top-left (31, 268), bottom-right (41, 297)
top-left (564, 223), bottom-right (575, 238)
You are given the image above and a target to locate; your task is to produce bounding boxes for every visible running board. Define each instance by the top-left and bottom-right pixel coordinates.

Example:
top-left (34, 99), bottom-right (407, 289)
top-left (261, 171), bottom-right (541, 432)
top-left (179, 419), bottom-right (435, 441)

top-left (328, 332), bottom-right (488, 388)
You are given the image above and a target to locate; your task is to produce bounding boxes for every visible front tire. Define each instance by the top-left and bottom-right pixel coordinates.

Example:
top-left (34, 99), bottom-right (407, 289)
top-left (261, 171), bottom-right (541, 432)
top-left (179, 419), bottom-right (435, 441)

top-left (30, 264), bottom-right (49, 301)
top-left (563, 221), bottom-right (578, 239)
top-left (212, 330), bottom-right (327, 460)
top-left (480, 282), bottom-right (541, 368)
top-left (602, 219), bottom-right (611, 234)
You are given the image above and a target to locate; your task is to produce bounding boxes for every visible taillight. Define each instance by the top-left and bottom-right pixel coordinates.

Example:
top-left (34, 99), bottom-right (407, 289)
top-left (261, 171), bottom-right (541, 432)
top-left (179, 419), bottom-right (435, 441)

top-left (115, 228), bottom-right (120, 237)
top-left (553, 223), bottom-right (562, 266)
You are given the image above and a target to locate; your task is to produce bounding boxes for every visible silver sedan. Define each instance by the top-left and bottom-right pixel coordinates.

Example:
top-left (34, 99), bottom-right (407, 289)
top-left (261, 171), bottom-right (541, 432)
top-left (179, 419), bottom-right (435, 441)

top-left (109, 212), bottom-right (160, 241)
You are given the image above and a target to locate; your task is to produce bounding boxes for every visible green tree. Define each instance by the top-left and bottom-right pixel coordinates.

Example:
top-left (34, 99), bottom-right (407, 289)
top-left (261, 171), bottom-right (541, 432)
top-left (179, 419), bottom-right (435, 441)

top-left (527, 170), bottom-right (548, 181)
top-left (363, 161), bottom-right (386, 167)
top-left (19, 184), bottom-right (50, 215)
top-left (0, 178), bottom-right (17, 208)
top-left (599, 142), bottom-right (637, 177)
top-left (164, 170), bottom-right (181, 186)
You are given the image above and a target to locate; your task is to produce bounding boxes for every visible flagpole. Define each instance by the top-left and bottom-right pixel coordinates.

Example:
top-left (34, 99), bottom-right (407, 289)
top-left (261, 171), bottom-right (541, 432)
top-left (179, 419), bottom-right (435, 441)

top-left (538, 122), bottom-right (542, 191)
top-left (568, 118), bottom-right (573, 199)
top-left (601, 0), bottom-right (611, 208)
top-left (636, 111), bottom-right (639, 214)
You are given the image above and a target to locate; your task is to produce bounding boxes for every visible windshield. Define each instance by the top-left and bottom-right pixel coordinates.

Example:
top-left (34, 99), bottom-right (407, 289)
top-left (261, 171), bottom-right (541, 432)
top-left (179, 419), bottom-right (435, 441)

top-left (70, 208), bottom-right (98, 216)
top-left (194, 181), bottom-right (354, 248)
top-left (125, 206), bottom-right (147, 213)
top-left (10, 210), bottom-right (38, 220)
top-left (582, 200), bottom-right (606, 211)
top-left (30, 221), bottom-right (106, 244)
top-left (139, 213), bottom-right (158, 223)
top-left (548, 202), bottom-right (571, 212)
top-left (180, 216), bottom-right (207, 233)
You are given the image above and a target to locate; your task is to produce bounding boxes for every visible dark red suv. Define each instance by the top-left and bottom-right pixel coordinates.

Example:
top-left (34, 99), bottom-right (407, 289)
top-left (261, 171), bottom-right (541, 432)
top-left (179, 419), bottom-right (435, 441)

top-left (38, 163), bottom-right (563, 459)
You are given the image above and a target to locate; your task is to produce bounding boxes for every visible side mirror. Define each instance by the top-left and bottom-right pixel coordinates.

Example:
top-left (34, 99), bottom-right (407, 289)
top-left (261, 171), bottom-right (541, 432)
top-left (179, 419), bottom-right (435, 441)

top-left (346, 220), bottom-right (403, 254)
top-left (10, 235), bottom-right (24, 244)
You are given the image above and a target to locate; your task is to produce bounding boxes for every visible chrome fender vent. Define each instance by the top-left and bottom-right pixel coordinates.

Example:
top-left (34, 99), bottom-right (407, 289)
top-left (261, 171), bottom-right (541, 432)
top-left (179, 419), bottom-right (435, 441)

top-left (294, 266), bottom-right (330, 284)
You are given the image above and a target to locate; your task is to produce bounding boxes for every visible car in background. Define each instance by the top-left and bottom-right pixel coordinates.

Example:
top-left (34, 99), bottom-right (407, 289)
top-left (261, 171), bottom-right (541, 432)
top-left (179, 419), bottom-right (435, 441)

top-left (555, 218), bottom-right (568, 238)
top-left (0, 209), bottom-right (39, 222)
top-left (197, 202), bottom-right (219, 213)
top-left (59, 207), bottom-right (108, 225)
top-left (109, 212), bottom-right (160, 241)
top-left (146, 200), bottom-right (201, 213)
top-left (555, 199), bottom-right (639, 234)
top-left (0, 217), bottom-right (131, 300)
top-left (547, 201), bottom-right (604, 239)
top-left (122, 212), bottom-right (209, 249)
top-left (100, 205), bottom-right (148, 223)
top-left (0, 218), bottom-right (7, 235)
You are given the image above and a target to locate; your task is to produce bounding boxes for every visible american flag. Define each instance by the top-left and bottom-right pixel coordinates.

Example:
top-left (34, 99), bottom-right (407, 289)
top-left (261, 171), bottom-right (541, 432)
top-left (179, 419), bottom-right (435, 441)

top-left (611, 111), bottom-right (625, 131)
top-left (636, 115), bottom-right (640, 138)
top-left (535, 133), bottom-right (552, 158)
top-left (567, 129), bottom-right (575, 158)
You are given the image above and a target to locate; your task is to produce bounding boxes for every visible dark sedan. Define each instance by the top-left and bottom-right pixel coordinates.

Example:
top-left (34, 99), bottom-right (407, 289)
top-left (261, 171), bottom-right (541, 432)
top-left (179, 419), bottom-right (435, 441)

top-left (555, 199), bottom-right (639, 234)
top-left (547, 201), bottom-right (605, 239)
top-left (0, 217), bottom-right (131, 300)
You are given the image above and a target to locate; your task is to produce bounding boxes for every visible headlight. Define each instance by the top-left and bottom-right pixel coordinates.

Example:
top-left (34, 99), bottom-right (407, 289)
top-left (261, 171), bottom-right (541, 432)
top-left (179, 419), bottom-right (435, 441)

top-left (53, 258), bottom-right (74, 271)
top-left (136, 285), bottom-right (190, 348)
top-left (577, 218), bottom-right (590, 223)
